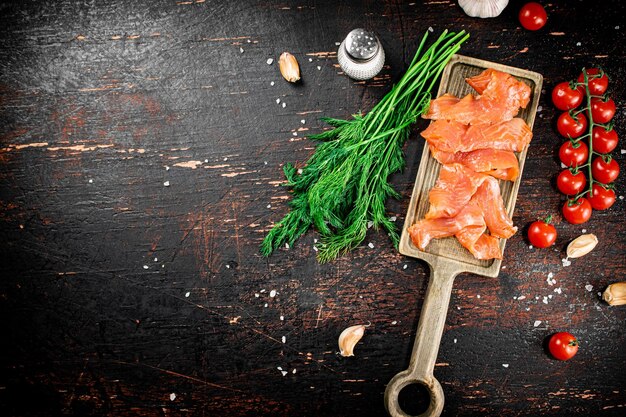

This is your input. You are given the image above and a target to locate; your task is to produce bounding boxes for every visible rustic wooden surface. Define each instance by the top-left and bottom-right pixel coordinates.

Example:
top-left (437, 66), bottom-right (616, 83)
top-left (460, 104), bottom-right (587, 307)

top-left (0, 1), bottom-right (625, 416)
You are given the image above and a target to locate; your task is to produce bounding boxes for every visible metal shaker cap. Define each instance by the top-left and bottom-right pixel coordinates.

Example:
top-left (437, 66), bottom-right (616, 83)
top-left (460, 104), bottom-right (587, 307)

top-left (344, 28), bottom-right (379, 61)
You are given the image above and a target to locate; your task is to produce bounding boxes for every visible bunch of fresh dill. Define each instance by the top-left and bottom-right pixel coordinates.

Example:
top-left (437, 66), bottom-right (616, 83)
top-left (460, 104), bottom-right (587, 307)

top-left (261, 30), bottom-right (469, 262)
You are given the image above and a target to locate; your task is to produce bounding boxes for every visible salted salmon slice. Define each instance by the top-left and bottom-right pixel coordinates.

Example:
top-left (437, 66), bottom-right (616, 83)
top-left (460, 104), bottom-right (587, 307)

top-left (473, 176), bottom-right (517, 238)
top-left (408, 202), bottom-right (485, 251)
top-left (420, 118), bottom-right (532, 154)
top-left (456, 230), bottom-right (502, 260)
top-left (423, 69), bottom-right (531, 125)
top-left (429, 146), bottom-right (520, 181)
top-left (424, 163), bottom-right (487, 219)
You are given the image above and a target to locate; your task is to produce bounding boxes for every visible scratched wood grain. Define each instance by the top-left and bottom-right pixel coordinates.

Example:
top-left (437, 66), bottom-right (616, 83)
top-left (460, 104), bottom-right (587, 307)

top-left (0, 0), bottom-right (625, 416)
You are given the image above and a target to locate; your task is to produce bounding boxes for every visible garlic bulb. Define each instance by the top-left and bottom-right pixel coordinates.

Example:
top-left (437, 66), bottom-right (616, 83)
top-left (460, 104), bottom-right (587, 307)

top-left (278, 52), bottom-right (300, 83)
top-left (338, 324), bottom-right (366, 357)
top-left (458, 0), bottom-right (509, 18)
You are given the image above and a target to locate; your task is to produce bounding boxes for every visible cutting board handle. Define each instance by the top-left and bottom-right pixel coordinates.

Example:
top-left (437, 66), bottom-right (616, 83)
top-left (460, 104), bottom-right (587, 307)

top-left (384, 266), bottom-right (459, 417)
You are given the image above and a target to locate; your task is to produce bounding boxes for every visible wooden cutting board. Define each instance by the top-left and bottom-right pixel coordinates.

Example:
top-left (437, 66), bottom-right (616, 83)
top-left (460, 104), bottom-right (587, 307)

top-left (384, 55), bottom-right (543, 417)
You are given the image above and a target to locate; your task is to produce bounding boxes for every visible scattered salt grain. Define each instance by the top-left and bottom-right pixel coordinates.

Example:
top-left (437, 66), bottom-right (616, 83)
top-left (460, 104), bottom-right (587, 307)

top-left (285, 243), bottom-right (290, 249)
top-left (185, 291), bottom-right (190, 298)
top-left (534, 320), bottom-right (542, 327)
top-left (170, 393), bottom-right (176, 401)
top-left (270, 81), bottom-right (275, 86)
top-left (163, 181), bottom-right (170, 187)
top-left (264, 303), bottom-right (268, 308)
top-left (88, 179), bottom-right (93, 183)
top-left (501, 265), bottom-right (506, 269)
top-left (585, 284), bottom-right (593, 292)
top-left (264, 161), bottom-right (268, 165)
top-left (317, 66), bottom-right (321, 71)
top-left (620, 196), bottom-right (625, 200)
top-left (390, 216), bottom-right (397, 222)
top-left (223, 157), bottom-right (228, 161)
top-left (226, 264), bottom-right (230, 269)
top-left (292, 369), bottom-right (297, 374)
top-left (267, 58), bottom-right (274, 65)
top-left (537, 105), bottom-right (543, 112)
top-left (260, 289), bottom-right (266, 293)
top-left (204, 159), bottom-right (208, 163)
top-left (281, 336), bottom-right (286, 343)
top-left (314, 238), bottom-right (318, 243)
top-left (255, 293), bottom-right (260, 298)
top-left (335, 42), bottom-right (341, 46)
top-left (428, 26), bottom-right (434, 32)
top-left (502, 364), bottom-right (509, 368)
top-left (280, 315), bottom-right (284, 321)
top-left (297, 168), bottom-right (303, 174)
top-left (308, 57), bottom-right (313, 62)
top-left (621, 149), bottom-right (626, 154)
top-left (368, 242), bottom-right (374, 249)
top-left (403, 264), bottom-right (408, 270)
top-left (277, 366), bottom-right (283, 370)
top-left (282, 102), bottom-right (286, 108)
top-left (554, 288), bottom-right (562, 294)
top-left (367, 220), bottom-right (374, 229)
top-left (453, 338), bottom-right (457, 344)
top-left (529, 245), bottom-right (533, 249)
top-left (276, 98), bottom-right (281, 104)
top-left (561, 162), bottom-right (568, 169)
top-left (391, 321), bottom-right (398, 325)
top-left (281, 370), bottom-right (288, 376)
top-left (513, 296), bottom-right (517, 300)
top-left (517, 295), bottom-right (526, 300)
top-left (581, 229), bottom-right (587, 233)
top-left (476, 294), bottom-right (481, 299)
top-left (143, 265), bottom-right (149, 269)
top-left (267, 204), bottom-right (272, 209)
top-left (562, 258), bottom-right (572, 267)
top-left (576, 42), bottom-right (581, 46)
top-left (597, 292), bottom-right (602, 297)
top-left (165, 165), bottom-right (170, 171)
top-left (292, 132), bottom-right (298, 136)
top-left (301, 119), bottom-right (306, 124)
top-left (154, 257), bottom-right (158, 262)
top-left (548, 294), bottom-right (553, 299)
top-left (313, 246), bottom-right (318, 252)
top-left (239, 47), bottom-right (244, 53)
top-left (270, 289), bottom-right (277, 298)
top-left (542, 296), bottom-right (549, 304)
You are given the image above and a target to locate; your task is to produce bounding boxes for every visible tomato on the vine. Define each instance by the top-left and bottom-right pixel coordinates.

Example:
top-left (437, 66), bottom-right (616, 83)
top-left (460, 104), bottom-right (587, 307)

top-left (548, 332), bottom-right (579, 361)
top-left (519, 2), bottom-right (547, 31)
top-left (592, 126), bottom-right (618, 154)
top-left (556, 169), bottom-right (586, 195)
top-left (557, 112), bottom-right (587, 139)
top-left (591, 97), bottom-right (616, 124)
top-left (552, 82), bottom-right (583, 111)
top-left (578, 68), bottom-right (609, 95)
top-left (588, 184), bottom-right (616, 210)
top-left (562, 197), bottom-right (592, 224)
top-left (591, 156), bottom-right (620, 184)
top-left (559, 140), bottom-right (588, 167)
top-left (527, 218), bottom-right (557, 248)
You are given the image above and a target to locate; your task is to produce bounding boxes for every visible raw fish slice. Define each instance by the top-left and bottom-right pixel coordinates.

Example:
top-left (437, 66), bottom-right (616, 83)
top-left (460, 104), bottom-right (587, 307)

top-left (456, 230), bottom-right (503, 260)
top-left (465, 68), bottom-right (496, 94)
top-left (474, 176), bottom-right (517, 238)
top-left (408, 203), bottom-right (485, 250)
top-left (420, 118), bottom-right (532, 153)
top-left (429, 146), bottom-right (520, 181)
top-left (423, 69), bottom-right (531, 124)
top-left (425, 163), bottom-right (488, 219)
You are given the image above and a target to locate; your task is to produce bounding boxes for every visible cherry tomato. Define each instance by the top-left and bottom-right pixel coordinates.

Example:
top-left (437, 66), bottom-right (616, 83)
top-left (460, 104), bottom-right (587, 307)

top-left (556, 169), bottom-right (586, 195)
top-left (592, 127), bottom-right (618, 154)
top-left (588, 184), bottom-right (616, 210)
top-left (557, 112), bottom-right (587, 139)
top-left (562, 197), bottom-right (592, 224)
top-left (519, 2), bottom-right (547, 31)
top-left (559, 140), bottom-right (588, 167)
top-left (551, 82), bottom-right (583, 111)
top-left (548, 332), bottom-right (579, 361)
top-left (591, 156), bottom-right (620, 184)
top-left (591, 97), bottom-right (616, 124)
top-left (527, 219), bottom-right (557, 248)
top-left (578, 68), bottom-right (609, 95)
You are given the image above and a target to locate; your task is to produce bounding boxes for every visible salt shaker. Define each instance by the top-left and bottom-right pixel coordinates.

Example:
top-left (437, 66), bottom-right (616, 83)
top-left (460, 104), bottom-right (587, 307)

top-left (337, 28), bottom-right (385, 81)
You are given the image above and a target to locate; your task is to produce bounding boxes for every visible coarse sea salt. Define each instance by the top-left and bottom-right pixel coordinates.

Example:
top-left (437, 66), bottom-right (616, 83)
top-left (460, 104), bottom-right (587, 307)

top-left (585, 284), bottom-right (593, 292)
top-left (368, 242), bottom-right (374, 249)
top-left (185, 292), bottom-right (190, 298)
top-left (502, 364), bottom-right (509, 368)
top-left (554, 288), bottom-right (562, 294)
top-left (143, 265), bottom-right (149, 270)
top-left (517, 295), bottom-right (526, 300)
top-left (163, 181), bottom-right (170, 187)
top-left (542, 296), bottom-right (549, 304)
top-left (267, 58), bottom-right (274, 65)
top-left (170, 393), bottom-right (176, 401)
top-left (403, 264), bottom-right (408, 270)
top-left (534, 320), bottom-right (542, 327)
top-left (562, 258), bottom-right (572, 267)
top-left (281, 336), bottom-right (286, 343)
top-left (280, 315), bottom-right (284, 321)
top-left (282, 102), bottom-right (286, 108)
top-left (270, 289), bottom-right (277, 297)
top-left (301, 119), bottom-right (306, 124)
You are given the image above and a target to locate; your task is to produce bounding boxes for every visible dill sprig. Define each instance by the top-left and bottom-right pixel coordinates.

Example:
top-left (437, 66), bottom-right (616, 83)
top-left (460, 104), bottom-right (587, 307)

top-left (261, 30), bottom-right (469, 262)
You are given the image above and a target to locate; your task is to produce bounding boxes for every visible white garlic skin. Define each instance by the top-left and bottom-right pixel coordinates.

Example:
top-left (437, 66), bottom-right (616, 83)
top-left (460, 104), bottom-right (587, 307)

top-left (338, 324), bottom-right (366, 357)
top-left (458, 0), bottom-right (509, 18)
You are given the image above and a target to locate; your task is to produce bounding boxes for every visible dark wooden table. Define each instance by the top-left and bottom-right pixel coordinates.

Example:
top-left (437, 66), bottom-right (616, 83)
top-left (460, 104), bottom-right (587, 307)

top-left (1, 1), bottom-right (625, 416)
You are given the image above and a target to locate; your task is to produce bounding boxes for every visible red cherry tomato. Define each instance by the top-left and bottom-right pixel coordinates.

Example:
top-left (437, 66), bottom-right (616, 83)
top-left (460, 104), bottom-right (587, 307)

top-left (591, 156), bottom-right (620, 184)
top-left (578, 68), bottom-right (609, 95)
top-left (591, 97), bottom-right (616, 124)
top-left (557, 112), bottom-right (587, 139)
top-left (527, 219), bottom-right (557, 248)
top-left (548, 332), bottom-right (579, 361)
top-left (559, 141), bottom-right (588, 167)
top-left (556, 169), bottom-right (586, 195)
top-left (588, 184), bottom-right (616, 210)
top-left (592, 127), bottom-right (618, 154)
top-left (551, 82), bottom-right (583, 111)
top-left (519, 2), bottom-right (547, 31)
top-left (562, 197), bottom-right (592, 224)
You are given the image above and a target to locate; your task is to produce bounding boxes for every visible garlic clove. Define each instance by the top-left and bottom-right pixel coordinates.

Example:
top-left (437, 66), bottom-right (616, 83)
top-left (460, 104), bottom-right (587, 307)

top-left (566, 233), bottom-right (598, 258)
top-left (603, 282), bottom-right (626, 306)
top-left (458, 0), bottom-right (509, 18)
top-left (338, 324), bottom-right (366, 357)
top-left (278, 52), bottom-right (300, 83)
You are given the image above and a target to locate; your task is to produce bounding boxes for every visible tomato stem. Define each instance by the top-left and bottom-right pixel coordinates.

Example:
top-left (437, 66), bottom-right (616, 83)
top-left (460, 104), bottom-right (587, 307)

top-left (583, 68), bottom-right (596, 200)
